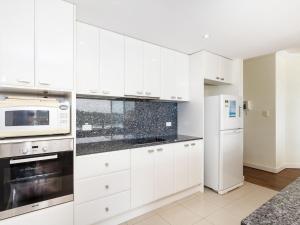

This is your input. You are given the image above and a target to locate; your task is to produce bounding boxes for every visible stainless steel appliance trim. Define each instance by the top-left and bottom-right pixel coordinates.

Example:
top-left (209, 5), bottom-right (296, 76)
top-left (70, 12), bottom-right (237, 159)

top-left (0, 194), bottom-right (73, 221)
top-left (0, 138), bottom-right (73, 158)
top-left (10, 154), bottom-right (58, 164)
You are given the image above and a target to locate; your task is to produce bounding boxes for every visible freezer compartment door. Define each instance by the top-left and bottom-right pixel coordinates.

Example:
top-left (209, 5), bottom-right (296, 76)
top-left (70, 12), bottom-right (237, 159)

top-left (220, 95), bottom-right (243, 130)
top-left (219, 129), bottom-right (243, 191)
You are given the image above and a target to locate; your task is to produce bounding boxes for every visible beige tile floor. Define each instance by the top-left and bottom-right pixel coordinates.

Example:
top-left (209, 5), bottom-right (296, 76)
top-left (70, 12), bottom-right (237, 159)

top-left (120, 182), bottom-right (278, 225)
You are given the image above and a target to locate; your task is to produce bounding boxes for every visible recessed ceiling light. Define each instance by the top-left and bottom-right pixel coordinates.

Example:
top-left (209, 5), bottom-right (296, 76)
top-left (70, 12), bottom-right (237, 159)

top-left (203, 34), bottom-right (210, 39)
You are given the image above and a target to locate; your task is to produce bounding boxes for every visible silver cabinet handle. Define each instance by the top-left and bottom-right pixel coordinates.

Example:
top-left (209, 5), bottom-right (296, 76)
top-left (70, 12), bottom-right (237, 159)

top-left (102, 90), bottom-right (110, 95)
top-left (105, 207), bottom-right (109, 212)
top-left (145, 92), bottom-right (151, 95)
top-left (136, 91), bottom-right (143, 95)
top-left (105, 162), bottom-right (109, 167)
top-left (90, 90), bottom-right (98, 93)
top-left (171, 96), bottom-right (176, 99)
top-left (17, 79), bottom-right (31, 84)
top-left (184, 144), bottom-right (190, 147)
top-left (148, 149), bottom-right (154, 153)
top-left (10, 154), bottom-right (58, 165)
top-left (177, 97), bottom-right (182, 100)
top-left (39, 81), bottom-right (50, 86)
top-left (191, 143), bottom-right (196, 146)
top-left (105, 185), bottom-right (109, 189)
top-left (221, 78), bottom-right (224, 81)
top-left (216, 77), bottom-right (220, 80)
top-left (157, 148), bottom-right (163, 152)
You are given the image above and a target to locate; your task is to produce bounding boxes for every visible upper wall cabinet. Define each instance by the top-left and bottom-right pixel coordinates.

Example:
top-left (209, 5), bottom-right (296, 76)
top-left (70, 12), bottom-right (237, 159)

top-left (0, 0), bottom-right (35, 87)
top-left (0, 0), bottom-right (75, 91)
top-left (76, 22), bottom-right (100, 94)
top-left (77, 22), bottom-right (125, 97)
top-left (35, 0), bottom-right (74, 91)
top-left (161, 49), bottom-right (189, 101)
top-left (99, 29), bottom-right (124, 97)
top-left (124, 37), bottom-right (144, 97)
top-left (124, 38), bottom-right (161, 98)
top-left (203, 51), bottom-right (233, 85)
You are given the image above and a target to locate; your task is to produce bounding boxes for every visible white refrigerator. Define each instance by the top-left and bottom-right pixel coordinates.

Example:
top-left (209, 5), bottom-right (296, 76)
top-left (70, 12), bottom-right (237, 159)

top-left (204, 95), bottom-right (244, 194)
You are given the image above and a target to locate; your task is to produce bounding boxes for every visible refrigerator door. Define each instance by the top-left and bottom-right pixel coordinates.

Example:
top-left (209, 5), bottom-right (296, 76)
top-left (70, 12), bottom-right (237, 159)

top-left (220, 95), bottom-right (243, 130)
top-left (219, 129), bottom-right (244, 191)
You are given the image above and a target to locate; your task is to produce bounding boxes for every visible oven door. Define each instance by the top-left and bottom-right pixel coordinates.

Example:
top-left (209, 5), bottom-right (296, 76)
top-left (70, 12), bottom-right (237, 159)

top-left (0, 106), bottom-right (60, 138)
top-left (0, 151), bottom-right (73, 220)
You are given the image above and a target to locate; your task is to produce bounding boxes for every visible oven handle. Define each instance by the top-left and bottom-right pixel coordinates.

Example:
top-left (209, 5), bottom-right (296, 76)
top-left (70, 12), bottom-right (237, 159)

top-left (10, 154), bottom-right (58, 165)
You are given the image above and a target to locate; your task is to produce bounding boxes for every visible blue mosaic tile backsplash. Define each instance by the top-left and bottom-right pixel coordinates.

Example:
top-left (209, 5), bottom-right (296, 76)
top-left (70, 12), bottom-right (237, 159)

top-left (76, 98), bottom-right (177, 143)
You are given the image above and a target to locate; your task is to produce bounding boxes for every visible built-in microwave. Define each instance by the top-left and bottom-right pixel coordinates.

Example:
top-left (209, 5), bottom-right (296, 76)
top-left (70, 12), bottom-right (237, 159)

top-left (0, 96), bottom-right (71, 139)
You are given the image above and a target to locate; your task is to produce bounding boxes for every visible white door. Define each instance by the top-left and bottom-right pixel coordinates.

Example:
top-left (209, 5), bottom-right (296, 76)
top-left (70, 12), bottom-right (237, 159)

top-left (220, 57), bottom-right (232, 84)
top-left (131, 147), bottom-right (155, 208)
top-left (175, 52), bottom-right (189, 101)
top-left (154, 145), bottom-right (174, 200)
top-left (76, 22), bottom-right (100, 94)
top-left (0, 0), bottom-right (34, 87)
top-left (143, 43), bottom-right (161, 98)
top-left (124, 37), bottom-right (144, 96)
top-left (99, 29), bottom-right (124, 97)
top-left (220, 95), bottom-right (243, 130)
top-left (174, 143), bottom-right (189, 192)
top-left (204, 52), bottom-right (221, 81)
top-left (35, 0), bottom-right (74, 90)
top-left (219, 129), bottom-right (244, 191)
top-left (189, 140), bottom-right (204, 187)
top-left (161, 48), bottom-right (177, 101)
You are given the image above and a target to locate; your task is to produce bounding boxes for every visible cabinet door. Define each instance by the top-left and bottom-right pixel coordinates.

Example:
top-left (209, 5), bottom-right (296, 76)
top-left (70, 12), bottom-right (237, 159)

top-left (143, 43), bottom-right (161, 98)
top-left (124, 37), bottom-right (144, 96)
top-left (204, 52), bottom-right (221, 81)
top-left (0, 0), bottom-right (34, 87)
top-left (175, 52), bottom-right (189, 101)
top-left (99, 29), bottom-right (124, 97)
top-left (220, 57), bottom-right (232, 84)
top-left (131, 147), bottom-right (155, 208)
top-left (189, 140), bottom-right (204, 187)
top-left (76, 22), bottom-right (100, 94)
top-left (35, 0), bottom-right (74, 90)
top-left (174, 143), bottom-right (189, 192)
top-left (154, 145), bottom-right (174, 200)
top-left (161, 48), bottom-right (177, 101)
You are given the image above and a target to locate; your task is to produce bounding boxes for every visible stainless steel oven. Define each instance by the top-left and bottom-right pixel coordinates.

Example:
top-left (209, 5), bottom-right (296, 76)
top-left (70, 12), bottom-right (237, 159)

top-left (0, 139), bottom-right (73, 220)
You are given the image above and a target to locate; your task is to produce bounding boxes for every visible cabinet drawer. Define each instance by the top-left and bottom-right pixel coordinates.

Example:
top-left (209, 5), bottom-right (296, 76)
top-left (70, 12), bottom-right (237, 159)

top-left (76, 150), bottom-right (130, 179)
top-left (76, 170), bottom-right (130, 204)
top-left (75, 191), bottom-right (130, 225)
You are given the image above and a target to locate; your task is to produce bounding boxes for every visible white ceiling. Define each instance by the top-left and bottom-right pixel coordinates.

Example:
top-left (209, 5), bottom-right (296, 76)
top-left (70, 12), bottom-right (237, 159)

top-left (67, 0), bottom-right (300, 59)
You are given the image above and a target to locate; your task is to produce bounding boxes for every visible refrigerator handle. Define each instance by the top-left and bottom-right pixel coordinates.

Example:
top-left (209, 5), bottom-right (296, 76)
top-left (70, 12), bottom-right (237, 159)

top-left (238, 106), bottom-right (242, 117)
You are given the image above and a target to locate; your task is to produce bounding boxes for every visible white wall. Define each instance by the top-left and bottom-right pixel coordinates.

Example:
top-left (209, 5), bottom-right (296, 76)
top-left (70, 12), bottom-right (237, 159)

top-left (243, 54), bottom-right (277, 171)
top-left (283, 52), bottom-right (300, 168)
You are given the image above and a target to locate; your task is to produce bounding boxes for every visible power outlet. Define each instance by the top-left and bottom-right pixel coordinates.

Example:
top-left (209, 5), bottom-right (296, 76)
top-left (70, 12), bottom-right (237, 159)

top-left (166, 122), bottom-right (172, 127)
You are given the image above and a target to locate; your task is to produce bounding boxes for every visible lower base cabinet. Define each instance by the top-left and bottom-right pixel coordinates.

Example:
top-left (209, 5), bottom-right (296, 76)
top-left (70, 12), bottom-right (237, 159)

top-left (0, 202), bottom-right (73, 225)
top-left (75, 191), bottom-right (130, 225)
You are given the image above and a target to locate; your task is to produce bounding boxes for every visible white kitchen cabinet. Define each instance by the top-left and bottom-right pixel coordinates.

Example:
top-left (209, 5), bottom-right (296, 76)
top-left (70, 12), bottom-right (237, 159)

top-left (0, 0), bottom-right (35, 87)
top-left (99, 29), bottom-right (125, 97)
top-left (220, 57), bottom-right (233, 84)
top-left (35, 0), bottom-right (74, 91)
top-left (203, 51), bottom-right (233, 84)
top-left (76, 22), bottom-right (100, 94)
top-left (0, 202), bottom-right (73, 225)
top-left (154, 145), bottom-right (174, 200)
top-left (161, 48), bottom-right (189, 101)
top-left (125, 37), bottom-right (144, 96)
top-left (76, 191), bottom-right (130, 225)
top-left (143, 43), bottom-right (161, 98)
top-left (131, 147), bottom-right (155, 208)
top-left (189, 140), bottom-right (204, 187)
top-left (174, 142), bottom-right (190, 192)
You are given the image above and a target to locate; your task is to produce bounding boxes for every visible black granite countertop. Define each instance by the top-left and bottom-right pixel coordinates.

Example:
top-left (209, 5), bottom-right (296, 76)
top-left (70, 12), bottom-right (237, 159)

top-left (76, 135), bottom-right (203, 156)
top-left (241, 177), bottom-right (300, 225)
